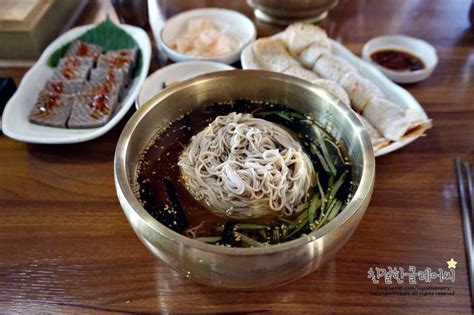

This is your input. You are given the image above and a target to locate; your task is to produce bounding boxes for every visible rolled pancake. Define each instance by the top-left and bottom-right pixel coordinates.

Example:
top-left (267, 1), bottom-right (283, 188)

top-left (339, 72), bottom-right (384, 112)
top-left (282, 65), bottom-right (350, 105)
top-left (313, 53), bottom-right (358, 83)
top-left (252, 39), bottom-right (299, 72)
top-left (281, 23), bottom-right (331, 56)
top-left (363, 96), bottom-right (428, 141)
top-left (356, 113), bottom-right (390, 152)
top-left (298, 43), bottom-right (329, 68)
top-left (283, 64), bottom-right (321, 82)
top-left (312, 78), bottom-right (351, 106)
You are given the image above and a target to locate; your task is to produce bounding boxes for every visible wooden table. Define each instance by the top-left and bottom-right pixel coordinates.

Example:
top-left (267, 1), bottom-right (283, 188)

top-left (1, 0), bottom-right (473, 313)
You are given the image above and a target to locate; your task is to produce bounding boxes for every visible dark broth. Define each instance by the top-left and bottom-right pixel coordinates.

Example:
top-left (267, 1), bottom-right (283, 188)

top-left (136, 100), bottom-right (353, 247)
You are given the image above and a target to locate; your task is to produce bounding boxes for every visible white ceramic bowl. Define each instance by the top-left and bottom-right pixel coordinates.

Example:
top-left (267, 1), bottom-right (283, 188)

top-left (137, 61), bottom-right (234, 108)
top-left (361, 35), bottom-right (438, 84)
top-left (159, 8), bottom-right (256, 64)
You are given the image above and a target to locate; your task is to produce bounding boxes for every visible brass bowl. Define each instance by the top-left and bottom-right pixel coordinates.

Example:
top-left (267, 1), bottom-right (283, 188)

top-left (114, 70), bottom-right (375, 289)
top-left (247, 0), bottom-right (339, 25)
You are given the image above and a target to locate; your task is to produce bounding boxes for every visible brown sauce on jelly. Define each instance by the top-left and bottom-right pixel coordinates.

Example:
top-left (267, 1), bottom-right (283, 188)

top-left (62, 67), bottom-right (76, 79)
top-left (88, 85), bottom-right (111, 119)
top-left (63, 57), bottom-right (80, 67)
top-left (34, 92), bottom-right (61, 117)
top-left (370, 49), bottom-right (425, 71)
top-left (108, 56), bottom-right (130, 68)
top-left (104, 70), bottom-right (116, 87)
top-left (76, 42), bottom-right (100, 59)
top-left (77, 42), bottom-right (89, 56)
top-left (50, 80), bottom-right (63, 93)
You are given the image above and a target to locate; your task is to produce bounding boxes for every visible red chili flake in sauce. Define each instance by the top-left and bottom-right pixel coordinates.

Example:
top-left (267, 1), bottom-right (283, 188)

top-left (62, 67), bottom-right (76, 79)
top-left (370, 49), bottom-right (425, 72)
top-left (77, 42), bottom-right (89, 56)
top-left (76, 43), bottom-right (99, 59)
top-left (105, 70), bottom-right (116, 82)
top-left (35, 92), bottom-right (61, 116)
top-left (50, 80), bottom-right (63, 93)
top-left (64, 57), bottom-right (79, 67)
top-left (101, 70), bottom-right (117, 90)
top-left (88, 85), bottom-right (111, 119)
top-left (109, 56), bottom-right (130, 68)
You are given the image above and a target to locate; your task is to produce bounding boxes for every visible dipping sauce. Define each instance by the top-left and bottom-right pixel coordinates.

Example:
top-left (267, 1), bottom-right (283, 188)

top-left (370, 49), bottom-right (425, 72)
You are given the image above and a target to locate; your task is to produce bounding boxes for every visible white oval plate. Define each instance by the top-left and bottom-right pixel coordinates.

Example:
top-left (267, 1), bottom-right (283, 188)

top-left (241, 34), bottom-right (430, 157)
top-left (137, 61), bottom-right (234, 108)
top-left (2, 23), bottom-right (151, 144)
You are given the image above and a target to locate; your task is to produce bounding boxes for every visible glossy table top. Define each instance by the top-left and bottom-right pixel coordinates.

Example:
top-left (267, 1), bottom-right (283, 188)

top-left (0, 0), bottom-right (473, 313)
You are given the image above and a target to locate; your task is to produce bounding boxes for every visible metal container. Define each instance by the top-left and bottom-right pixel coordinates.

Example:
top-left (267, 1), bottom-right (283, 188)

top-left (114, 70), bottom-right (375, 289)
top-left (247, 0), bottom-right (339, 25)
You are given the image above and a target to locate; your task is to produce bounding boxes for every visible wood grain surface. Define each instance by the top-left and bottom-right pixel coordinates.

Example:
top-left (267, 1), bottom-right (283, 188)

top-left (1, 0), bottom-right (473, 313)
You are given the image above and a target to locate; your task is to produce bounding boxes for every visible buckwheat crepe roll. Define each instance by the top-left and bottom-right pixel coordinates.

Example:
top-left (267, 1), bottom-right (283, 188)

top-left (312, 53), bottom-right (358, 83)
top-left (356, 114), bottom-right (390, 152)
top-left (252, 39), bottom-right (300, 72)
top-left (363, 96), bottom-right (426, 141)
top-left (281, 23), bottom-right (331, 56)
top-left (297, 43), bottom-right (329, 68)
top-left (283, 64), bottom-right (321, 82)
top-left (339, 72), bottom-right (385, 113)
top-left (282, 65), bottom-right (351, 105)
top-left (312, 78), bottom-right (351, 105)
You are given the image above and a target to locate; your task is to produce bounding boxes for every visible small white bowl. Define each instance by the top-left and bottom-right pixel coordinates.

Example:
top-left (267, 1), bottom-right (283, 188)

top-left (137, 61), bottom-right (234, 108)
top-left (159, 8), bottom-right (256, 65)
top-left (362, 35), bottom-right (438, 84)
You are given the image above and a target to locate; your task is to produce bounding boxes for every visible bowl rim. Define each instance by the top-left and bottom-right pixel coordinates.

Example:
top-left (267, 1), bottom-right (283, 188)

top-left (159, 7), bottom-right (257, 62)
top-left (247, 0), bottom-right (340, 14)
top-left (361, 35), bottom-right (438, 79)
top-left (114, 70), bottom-right (375, 256)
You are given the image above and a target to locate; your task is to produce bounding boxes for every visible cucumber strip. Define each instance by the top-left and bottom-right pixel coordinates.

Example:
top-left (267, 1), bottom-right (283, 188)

top-left (196, 236), bottom-right (222, 243)
top-left (235, 232), bottom-right (267, 247)
top-left (313, 125), bottom-right (337, 177)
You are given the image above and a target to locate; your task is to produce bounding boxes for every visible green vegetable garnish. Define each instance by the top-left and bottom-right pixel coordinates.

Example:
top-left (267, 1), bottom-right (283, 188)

top-left (196, 236), bottom-right (222, 243)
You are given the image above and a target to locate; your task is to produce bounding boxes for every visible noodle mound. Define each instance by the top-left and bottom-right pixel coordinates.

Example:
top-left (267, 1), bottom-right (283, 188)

top-left (178, 112), bottom-right (316, 219)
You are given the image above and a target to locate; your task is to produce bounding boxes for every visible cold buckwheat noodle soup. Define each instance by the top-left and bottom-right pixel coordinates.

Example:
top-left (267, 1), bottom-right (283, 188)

top-left (136, 100), bottom-right (353, 247)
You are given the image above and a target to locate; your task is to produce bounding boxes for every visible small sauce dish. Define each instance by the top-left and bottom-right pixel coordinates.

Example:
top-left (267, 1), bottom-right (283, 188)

top-left (159, 8), bottom-right (256, 65)
top-left (362, 35), bottom-right (438, 84)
